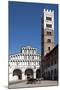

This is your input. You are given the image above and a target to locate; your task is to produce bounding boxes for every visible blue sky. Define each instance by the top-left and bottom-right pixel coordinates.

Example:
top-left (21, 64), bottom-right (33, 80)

top-left (9, 1), bottom-right (58, 54)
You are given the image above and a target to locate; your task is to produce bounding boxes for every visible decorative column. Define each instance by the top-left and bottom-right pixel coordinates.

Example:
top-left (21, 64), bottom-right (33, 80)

top-left (22, 72), bottom-right (25, 80)
top-left (34, 71), bottom-right (36, 79)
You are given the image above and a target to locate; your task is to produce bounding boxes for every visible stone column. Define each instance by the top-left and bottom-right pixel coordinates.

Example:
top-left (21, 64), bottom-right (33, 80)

top-left (22, 72), bottom-right (25, 80)
top-left (34, 71), bottom-right (36, 79)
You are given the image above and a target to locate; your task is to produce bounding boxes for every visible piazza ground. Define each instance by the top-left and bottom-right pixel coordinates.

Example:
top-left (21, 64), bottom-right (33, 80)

top-left (9, 80), bottom-right (58, 89)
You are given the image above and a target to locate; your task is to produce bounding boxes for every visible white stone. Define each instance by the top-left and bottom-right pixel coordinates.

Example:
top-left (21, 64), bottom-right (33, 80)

top-left (9, 46), bottom-right (41, 82)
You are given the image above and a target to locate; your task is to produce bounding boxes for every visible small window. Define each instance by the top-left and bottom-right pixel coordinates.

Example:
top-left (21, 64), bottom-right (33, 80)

top-left (46, 24), bottom-right (52, 28)
top-left (47, 32), bottom-right (51, 35)
top-left (48, 47), bottom-right (50, 51)
top-left (47, 39), bottom-right (51, 43)
top-left (46, 17), bottom-right (52, 21)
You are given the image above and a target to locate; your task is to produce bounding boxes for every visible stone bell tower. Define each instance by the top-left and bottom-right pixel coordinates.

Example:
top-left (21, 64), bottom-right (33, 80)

top-left (41, 9), bottom-right (54, 57)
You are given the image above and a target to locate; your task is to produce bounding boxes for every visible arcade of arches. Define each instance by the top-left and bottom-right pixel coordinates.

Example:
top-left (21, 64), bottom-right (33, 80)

top-left (13, 68), bottom-right (41, 80)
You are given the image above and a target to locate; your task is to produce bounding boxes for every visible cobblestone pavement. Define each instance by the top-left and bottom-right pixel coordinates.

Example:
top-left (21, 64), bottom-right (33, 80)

top-left (9, 80), bottom-right (58, 89)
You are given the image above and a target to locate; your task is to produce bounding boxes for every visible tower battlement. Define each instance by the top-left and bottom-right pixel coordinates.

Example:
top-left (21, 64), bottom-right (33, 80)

top-left (44, 9), bottom-right (54, 13)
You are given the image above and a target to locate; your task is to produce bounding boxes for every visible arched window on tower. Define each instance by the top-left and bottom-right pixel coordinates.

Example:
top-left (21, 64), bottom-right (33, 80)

top-left (47, 39), bottom-right (51, 43)
top-left (48, 47), bottom-right (50, 51)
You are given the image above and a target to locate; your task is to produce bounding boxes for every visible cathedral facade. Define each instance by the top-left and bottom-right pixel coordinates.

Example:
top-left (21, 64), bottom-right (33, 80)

top-left (9, 46), bottom-right (41, 81)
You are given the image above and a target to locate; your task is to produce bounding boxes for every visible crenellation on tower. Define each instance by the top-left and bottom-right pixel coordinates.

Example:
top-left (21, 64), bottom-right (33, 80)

top-left (44, 9), bottom-right (54, 13)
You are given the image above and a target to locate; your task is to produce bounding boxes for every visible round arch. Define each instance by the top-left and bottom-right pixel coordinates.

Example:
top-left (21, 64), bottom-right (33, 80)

top-left (25, 68), bottom-right (33, 79)
top-left (36, 68), bottom-right (41, 79)
top-left (13, 69), bottom-right (22, 80)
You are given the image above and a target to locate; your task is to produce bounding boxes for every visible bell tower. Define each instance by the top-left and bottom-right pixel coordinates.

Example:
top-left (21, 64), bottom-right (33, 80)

top-left (41, 9), bottom-right (54, 57)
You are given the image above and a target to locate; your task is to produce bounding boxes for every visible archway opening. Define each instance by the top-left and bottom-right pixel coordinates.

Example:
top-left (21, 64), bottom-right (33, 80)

top-left (13, 69), bottom-right (22, 80)
top-left (36, 69), bottom-right (41, 79)
top-left (25, 69), bottom-right (33, 80)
